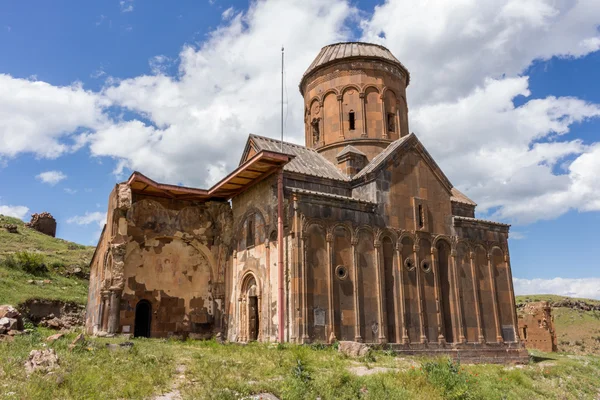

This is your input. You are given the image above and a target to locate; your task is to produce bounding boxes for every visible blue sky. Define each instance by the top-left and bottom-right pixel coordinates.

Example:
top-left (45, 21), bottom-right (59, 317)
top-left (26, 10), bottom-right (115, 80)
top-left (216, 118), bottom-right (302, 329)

top-left (1, 0), bottom-right (599, 298)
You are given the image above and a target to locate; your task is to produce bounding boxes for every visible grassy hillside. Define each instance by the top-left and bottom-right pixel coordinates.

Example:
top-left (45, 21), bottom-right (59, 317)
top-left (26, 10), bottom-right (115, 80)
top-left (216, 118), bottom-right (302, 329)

top-left (0, 215), bottom-right (94, 306)
top-left (516, 295), bottom-right (600, 355)
top-left (1, 331), bottom-right (600, 400)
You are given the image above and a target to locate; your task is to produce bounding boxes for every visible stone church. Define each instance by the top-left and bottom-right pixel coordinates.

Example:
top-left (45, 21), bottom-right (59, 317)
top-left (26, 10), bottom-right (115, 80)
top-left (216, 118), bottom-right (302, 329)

top-left (86, 42), bottom-right (527, 361)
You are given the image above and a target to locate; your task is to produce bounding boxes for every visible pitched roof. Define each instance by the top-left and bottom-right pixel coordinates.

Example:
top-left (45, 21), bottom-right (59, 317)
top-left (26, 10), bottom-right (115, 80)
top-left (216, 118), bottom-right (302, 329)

top-left (450, 188), bottom-right (477, 206)
top-left (300, 42), bottom-right (410, 93)
top-left (336, 145), bottom-right (366, 159)
top-left (352, 134), bottom-right (412, 180)
top-left (246, 134), bottom-right (349, 182)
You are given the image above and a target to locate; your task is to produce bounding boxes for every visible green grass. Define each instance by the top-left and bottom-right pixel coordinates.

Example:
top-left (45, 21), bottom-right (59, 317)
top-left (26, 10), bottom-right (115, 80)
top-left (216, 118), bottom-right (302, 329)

top-left (0, 214), bottom-right (94, 306)
top-left (0, 215), bottom-right (94, 268)
top-left (2, 331), bottom-right (600, 400)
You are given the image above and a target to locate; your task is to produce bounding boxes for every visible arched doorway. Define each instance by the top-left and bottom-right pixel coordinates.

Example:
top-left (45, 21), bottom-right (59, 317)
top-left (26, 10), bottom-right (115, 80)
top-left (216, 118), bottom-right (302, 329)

top-left (240, 274), bottom-right (259, 342)
top-left (134, 300), bottom-right (152, 338)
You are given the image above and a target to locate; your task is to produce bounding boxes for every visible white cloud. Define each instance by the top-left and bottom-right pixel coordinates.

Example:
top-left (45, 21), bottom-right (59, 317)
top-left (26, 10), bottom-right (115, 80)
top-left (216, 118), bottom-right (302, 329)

top-left (359, 0), bottom-right (600, 224)
top-left (1, 0), bottom-right (600, 227)
top-left (148, 55), bottom-right (171, 75)
top-left (120, 0), bottom-right (134, 13)
top-left (36, 170), bottom-right (67, 186)
top-left (0, 205), bottom-right (29, 220)
top-left (64, 188), bottom-right (78, 195)
top-left (0, 75), bottom-right (108, 160)
top-left (67, 211), bottom-right (107, 228)
top-left (514, 277), bottom-right (600, 300)
top-left (93, 0), bottom-right (355, 187)
top-left (411, 77), bottom-right (600, 223)
top-left (222, 7), bottom-right (235, 21)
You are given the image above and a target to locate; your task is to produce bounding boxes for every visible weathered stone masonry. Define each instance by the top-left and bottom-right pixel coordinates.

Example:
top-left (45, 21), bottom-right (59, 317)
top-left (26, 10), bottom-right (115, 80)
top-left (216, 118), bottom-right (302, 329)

top-left (87, 42), bottom-right (527, 362)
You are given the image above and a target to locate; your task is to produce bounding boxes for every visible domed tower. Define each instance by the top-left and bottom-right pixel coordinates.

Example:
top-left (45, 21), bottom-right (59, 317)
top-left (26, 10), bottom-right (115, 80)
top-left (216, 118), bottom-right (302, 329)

top-left (300, 42), bottom-right (410, 167)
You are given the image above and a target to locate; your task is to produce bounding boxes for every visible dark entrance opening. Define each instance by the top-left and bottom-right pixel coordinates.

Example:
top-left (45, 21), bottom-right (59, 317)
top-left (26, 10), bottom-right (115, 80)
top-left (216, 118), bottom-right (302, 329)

top-left (134, 300), bottom-right (152, 338)
top-left (248, 296), bottom-right (258, 341)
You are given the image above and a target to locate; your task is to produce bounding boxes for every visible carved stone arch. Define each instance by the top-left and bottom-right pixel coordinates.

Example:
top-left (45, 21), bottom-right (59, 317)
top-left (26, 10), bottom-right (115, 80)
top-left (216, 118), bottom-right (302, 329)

top-left (398, 229), bottom-right (415, 243)
top-left (341, 84), bottom-right (361, 95)
top-left (321, 88), bottom-right (340, 101)
top-left (362, 84), bottom-right (380, 95)
top-left (355, 225), bottom-right (375, 243)
top-left (308, 96), bottom-right (321, 111)
top-left (489, 245), bottom-right (504, 257)
top-left (455, 239), bottom-right (472, 254)
top-left (329, 222), bottom-right (353, 238)
top-left (433, 235), bottom-right (452, 248)
top-left (377, 227), bottom-right (398, 243)
top-left (380, 86), bottom-right (397, 100)
top-left (302, 218), bottom-right (326, 235)
top-left (472, 242), bottom-right (488, 257)
top-left (240, 270), bottom-right (262, 298)
top-left (234, 206), bottom-right (268, 245)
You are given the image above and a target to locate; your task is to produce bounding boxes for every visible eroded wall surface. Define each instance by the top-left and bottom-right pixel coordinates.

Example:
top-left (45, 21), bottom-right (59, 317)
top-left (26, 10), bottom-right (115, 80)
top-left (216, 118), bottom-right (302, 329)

top-left (518, 301), bottom-right (557, 352)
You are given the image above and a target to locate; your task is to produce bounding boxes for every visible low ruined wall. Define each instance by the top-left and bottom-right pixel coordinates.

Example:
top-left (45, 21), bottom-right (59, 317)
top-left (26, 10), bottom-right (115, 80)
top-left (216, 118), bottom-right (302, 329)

top-left (518, 301), bottom-right (557, 352)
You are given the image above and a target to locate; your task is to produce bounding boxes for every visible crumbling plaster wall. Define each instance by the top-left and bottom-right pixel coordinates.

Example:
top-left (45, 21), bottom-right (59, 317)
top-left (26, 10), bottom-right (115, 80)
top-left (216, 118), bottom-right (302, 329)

top-left (119, 194), bottom-right (232, 338)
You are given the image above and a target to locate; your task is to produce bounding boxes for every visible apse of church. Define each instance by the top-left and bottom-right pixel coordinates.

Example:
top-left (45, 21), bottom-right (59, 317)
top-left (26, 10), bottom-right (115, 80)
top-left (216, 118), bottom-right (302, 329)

top-left (87, 42), bottom-right (527, 363)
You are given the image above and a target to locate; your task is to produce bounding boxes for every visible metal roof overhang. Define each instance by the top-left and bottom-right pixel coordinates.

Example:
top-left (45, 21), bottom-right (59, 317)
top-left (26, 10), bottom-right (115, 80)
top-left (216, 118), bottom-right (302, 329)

top-left (126, 150), bottom-right (292, 201)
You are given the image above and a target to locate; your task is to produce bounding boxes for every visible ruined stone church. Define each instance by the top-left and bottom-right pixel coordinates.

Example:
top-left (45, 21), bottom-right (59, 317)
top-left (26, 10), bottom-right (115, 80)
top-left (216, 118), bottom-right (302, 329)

top-left (87, 42), bottom-right (526, 361)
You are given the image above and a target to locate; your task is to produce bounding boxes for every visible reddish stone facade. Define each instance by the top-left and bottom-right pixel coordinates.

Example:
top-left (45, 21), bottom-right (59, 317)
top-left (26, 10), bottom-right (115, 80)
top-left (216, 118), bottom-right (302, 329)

top-left (86, 42), bottom-right (527, 362)
top-left (518, 302), bottom-right (557, 352)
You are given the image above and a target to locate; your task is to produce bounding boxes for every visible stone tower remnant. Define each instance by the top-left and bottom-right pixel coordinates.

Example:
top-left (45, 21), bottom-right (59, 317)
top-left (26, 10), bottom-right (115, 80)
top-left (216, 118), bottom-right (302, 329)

top-left (26, 212), bottom-right (57, 237)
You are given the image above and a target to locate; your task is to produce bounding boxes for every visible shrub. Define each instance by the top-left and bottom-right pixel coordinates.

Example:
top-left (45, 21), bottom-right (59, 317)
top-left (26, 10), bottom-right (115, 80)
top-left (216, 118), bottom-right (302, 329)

top-left (1, 251), bottom-right (48, 275)
top-left (421, 358), bottom-right (472, 400)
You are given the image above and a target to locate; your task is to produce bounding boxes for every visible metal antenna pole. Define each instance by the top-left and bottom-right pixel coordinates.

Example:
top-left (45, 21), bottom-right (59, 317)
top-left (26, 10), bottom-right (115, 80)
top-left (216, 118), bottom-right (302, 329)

top-left (281, 46), bottom-right (284, 152)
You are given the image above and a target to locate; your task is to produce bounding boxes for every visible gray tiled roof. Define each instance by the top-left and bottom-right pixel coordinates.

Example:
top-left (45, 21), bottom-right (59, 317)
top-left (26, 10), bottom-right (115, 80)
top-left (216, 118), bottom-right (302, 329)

top-left (450, 188), bottom-right (477, 206)
top-left (301, 42), bottom-right (410, 89)
top-left (336, 145), bottom-right (366, 158)
top-left (249, 134), bottom-right (349, 182)
top-left (453, 216), bottom-right (510, 227)
top-left (352, 134), bottom-right (413, 180)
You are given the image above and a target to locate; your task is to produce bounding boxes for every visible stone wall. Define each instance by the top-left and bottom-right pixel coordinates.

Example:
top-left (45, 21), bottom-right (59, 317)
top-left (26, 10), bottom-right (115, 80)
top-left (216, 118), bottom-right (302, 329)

top-left (26, 212), bottom-right (57, 237)
top-left (518, 301), bottom-right (557, 352)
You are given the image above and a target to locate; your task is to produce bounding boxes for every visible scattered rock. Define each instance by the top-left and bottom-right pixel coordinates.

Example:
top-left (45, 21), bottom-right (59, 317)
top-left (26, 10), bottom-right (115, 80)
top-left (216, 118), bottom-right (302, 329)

top-left (3, 224), bottom-right (18, 233)
top-left (68, 333), bottom-right (85, 350)
top-left (106, 342), bottom-right (134, 352)
top-left (348, 366), bottom-right (397, 376)
top-left (24, 349), bottom-right (59, 375)
top-left (338, 341), bottom-right (370, 358)
top-left (0, 317), bottom-right (19, 332)
top-left (46, 333), bottom-right (64, 343)
top-left (244, 394), bottom-right (280, 400)
top-left (7, 330), bottom-right (22, 336)
top-left (0, 305), bottom-right (23, 330)
top-left (215, 332), bottom-right (225, 344)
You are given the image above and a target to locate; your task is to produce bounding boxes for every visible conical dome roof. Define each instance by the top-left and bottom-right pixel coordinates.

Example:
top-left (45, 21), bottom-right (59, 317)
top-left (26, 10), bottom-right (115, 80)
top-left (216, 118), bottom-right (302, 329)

top-left (300, 42), bottom-right (410, 94)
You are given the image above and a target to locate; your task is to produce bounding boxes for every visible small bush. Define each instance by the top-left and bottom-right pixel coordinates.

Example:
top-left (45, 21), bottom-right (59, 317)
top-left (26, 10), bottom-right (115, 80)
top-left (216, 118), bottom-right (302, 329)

top-left (1, 251), bottom-right (48, 275)
top-left (421, 358), bottom-right (472, 400)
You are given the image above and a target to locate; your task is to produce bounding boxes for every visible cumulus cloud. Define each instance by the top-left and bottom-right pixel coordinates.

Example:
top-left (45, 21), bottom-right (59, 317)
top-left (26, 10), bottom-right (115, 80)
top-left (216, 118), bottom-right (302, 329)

top-left (514, 277), bottom-right (600, 300)
top-left (36, 170), bottom-right (67, 186)
top-left (0, 75), bottom-right (108, 160)
top-left (67, 211), bottom-right (107, 228)
top-left (411, 77), bottom-right (600, 223)
top-left (0, 205), bottom-right (29, 220)
top-left (93, 0), bottom-right (355, 187)
top-left (1, 0), bottom-right (600, 226)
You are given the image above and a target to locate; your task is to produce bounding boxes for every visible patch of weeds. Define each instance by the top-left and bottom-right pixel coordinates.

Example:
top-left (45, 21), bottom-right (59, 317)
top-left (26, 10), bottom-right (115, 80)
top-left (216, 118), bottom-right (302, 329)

top-left (309, 342), bottom-right (328, 351)
top-left (421, 358), bottom-right (473, 400)
top-left (292, 358), bottom-right (311, 383)
top-left (2, 251), bottom-right (48, 275)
